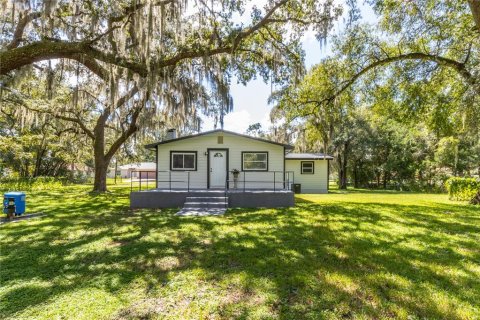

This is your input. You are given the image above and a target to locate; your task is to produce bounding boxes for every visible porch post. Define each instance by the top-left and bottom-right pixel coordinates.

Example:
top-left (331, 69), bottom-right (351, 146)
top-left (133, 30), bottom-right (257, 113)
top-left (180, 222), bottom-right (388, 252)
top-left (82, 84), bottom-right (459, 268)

top-left (155, 146), bottom-right (158, 189)
top-left (274, 171), bottom-right (276, 192)
top-left (243, 171), bottom-right (246, 192)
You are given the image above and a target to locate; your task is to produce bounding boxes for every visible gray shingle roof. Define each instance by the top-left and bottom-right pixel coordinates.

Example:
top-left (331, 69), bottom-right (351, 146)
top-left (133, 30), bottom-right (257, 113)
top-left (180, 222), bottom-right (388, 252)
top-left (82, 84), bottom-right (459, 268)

top-left (145, 129), bottom-right (294, 149)
top-left (285, 153), bottom-right (333, 160)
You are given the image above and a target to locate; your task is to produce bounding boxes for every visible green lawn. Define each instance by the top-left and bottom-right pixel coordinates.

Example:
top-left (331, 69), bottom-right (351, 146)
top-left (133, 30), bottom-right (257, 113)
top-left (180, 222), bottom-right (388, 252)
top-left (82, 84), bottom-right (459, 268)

top-left (1, 186), bottom-right (479, 320)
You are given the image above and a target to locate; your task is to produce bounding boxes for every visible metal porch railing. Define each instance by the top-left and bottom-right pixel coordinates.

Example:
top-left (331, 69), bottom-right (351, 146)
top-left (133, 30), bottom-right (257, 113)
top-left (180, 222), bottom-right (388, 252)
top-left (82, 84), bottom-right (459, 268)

top-left (130, 170), bottom-right (191, 192)
top-left (226, 171), bottom-right (294, 192)
top-left (130, 170), bottom-right (295, 192)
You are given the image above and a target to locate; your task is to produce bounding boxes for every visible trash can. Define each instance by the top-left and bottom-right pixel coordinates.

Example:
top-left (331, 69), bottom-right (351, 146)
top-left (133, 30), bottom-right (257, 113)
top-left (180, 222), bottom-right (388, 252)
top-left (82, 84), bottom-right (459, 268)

top-left (291, 183), bottom-right (301, 194)
top-left (3, 192), bottom-right (26, 216)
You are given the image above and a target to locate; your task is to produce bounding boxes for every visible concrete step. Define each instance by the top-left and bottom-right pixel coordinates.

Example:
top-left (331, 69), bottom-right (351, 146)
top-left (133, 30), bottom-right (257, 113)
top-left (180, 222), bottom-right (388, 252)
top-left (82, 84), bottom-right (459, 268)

top-left (180, 191), bottom-right (227, 197)
top-left (183, 202), bottom-right (227, 209)
top-left (176, 208), bottom-right (226, 216)
top-left (185, 196), bottom-right (227, 202)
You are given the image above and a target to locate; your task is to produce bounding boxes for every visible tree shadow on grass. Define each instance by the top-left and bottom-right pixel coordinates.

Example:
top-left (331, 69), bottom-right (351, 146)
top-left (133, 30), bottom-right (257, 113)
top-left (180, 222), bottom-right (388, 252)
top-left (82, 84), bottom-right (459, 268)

top-left (1, 189), bottom-right (480, 319)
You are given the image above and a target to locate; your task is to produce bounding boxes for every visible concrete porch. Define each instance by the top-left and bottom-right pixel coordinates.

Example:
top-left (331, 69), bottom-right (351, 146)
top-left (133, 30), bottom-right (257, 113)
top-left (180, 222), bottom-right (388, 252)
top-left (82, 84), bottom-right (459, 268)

top-left (130, 189), bottom-right (295, 209)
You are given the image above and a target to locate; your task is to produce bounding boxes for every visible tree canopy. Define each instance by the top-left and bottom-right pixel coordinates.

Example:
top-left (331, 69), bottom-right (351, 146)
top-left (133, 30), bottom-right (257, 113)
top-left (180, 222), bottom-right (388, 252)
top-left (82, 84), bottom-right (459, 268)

top-left (272, 0), bottom-right (480, 191)
top-left (0, 0), bottom-right (342, 191)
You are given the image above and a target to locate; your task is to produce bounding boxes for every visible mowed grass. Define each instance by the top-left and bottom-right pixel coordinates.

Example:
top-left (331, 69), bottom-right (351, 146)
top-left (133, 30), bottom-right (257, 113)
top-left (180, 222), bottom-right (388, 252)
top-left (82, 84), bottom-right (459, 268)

top-left (1, 186), bottom-right (479, 320)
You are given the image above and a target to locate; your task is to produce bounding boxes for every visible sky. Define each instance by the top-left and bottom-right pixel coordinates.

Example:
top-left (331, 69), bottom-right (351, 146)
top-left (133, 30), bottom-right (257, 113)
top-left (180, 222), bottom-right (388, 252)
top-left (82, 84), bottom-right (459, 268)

top-left (201, 1), bottom-right (377, 133)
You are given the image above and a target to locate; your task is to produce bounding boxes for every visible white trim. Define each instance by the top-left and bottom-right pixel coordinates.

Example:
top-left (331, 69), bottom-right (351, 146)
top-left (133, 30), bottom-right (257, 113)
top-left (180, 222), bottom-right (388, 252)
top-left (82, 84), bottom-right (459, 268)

top-left (171, 152), bottom-right (196, 170)
top-left (242, 152), bottom-right (268, 171)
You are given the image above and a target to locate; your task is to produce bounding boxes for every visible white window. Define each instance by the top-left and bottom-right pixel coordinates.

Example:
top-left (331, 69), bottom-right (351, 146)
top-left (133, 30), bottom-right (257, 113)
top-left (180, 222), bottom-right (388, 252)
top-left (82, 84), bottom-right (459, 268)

top-left (171, 152), bottom-right (196, 170)
top-left (301, 161), bottom-right (314, 174)
top-left (242, 152), bottom-right (268, 171)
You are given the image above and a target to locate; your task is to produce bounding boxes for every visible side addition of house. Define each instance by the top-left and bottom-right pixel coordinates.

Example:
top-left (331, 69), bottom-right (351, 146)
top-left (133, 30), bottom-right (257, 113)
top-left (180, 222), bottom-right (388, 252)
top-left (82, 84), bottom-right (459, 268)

top-left (285, 153), bottom-right (333, 193)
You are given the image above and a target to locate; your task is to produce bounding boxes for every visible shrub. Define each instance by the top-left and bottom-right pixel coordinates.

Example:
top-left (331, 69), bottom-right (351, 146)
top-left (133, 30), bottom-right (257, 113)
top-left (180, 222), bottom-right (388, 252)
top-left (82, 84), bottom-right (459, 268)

top-left (70, 171), bottom-right (92, 184)
top-left (0, 176), bottom-right (70, 192)
top-left (445, 177), bottom-right (480, 201)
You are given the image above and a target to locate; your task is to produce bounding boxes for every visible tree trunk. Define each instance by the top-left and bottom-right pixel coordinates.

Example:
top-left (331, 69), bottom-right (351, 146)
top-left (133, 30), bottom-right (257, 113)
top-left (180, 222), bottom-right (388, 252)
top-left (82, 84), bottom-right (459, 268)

top-left (114, 159), bottom-right (118, 185)
top-left (337, 141), bottom-right (349, 190)
top-left (93, 158), bottom-right (108, 192)
top-left (91, 104), bottom-right (140, 192)
top-left (24, 163), bottom-right (30, 177)
top-left (93, 123), bottom-right (108, 192)
top-left (33, 147), bottom-right (45, 177)
top-left (353, 164), bottom-right (359, 188)
top-left (470, 189), bottom-right (480, 205)
top-left (339, 168), bottom-right (347, 189)
top-left (336, 154), bottom-right (345, 189)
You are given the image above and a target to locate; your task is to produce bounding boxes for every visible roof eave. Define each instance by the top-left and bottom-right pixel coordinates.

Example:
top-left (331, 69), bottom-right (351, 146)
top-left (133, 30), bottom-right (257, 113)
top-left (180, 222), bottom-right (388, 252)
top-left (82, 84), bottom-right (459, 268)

top-left (286, 158), bottom-right (334, 160)
top-left (144, 129), bottom-right (294, 149)
top-left (303, 158), bottom-right (332, 160)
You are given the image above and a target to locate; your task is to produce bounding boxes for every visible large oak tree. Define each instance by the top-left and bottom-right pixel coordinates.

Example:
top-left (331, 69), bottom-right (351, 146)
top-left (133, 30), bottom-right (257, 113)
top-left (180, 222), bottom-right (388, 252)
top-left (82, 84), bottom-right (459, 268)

top-left (0, 0), bottom-right (341, 191)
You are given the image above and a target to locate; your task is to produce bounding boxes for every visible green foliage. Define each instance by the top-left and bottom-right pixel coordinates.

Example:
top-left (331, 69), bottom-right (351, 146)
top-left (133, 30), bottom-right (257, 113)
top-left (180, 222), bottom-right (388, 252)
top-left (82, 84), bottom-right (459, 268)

top-left (445, 177), bottom-right (480, 201)
top-left (245, 123), bottom-right (263, 137)
top-left (0, 73), bottom-right (93, 178)
top-left (272, 1), bottom-right (480, 190)
top-left (0, 176), bottom-right (69, 192)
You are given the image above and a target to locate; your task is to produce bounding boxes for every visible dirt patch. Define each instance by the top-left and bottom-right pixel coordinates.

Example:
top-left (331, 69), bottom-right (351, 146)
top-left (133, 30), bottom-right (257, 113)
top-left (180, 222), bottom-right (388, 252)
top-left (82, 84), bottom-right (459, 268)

top-left (107, 239), bottom-right (131, 247)
top-left (114, 297), bottom-right (166, 320)
top-left (154, 256), bottom-right (181, 271)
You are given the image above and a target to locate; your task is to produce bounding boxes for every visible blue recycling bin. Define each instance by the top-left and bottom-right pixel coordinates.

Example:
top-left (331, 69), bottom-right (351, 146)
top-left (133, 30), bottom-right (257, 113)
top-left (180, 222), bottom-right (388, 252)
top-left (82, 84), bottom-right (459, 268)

top-left (3, 192), bottom-right (26, 216)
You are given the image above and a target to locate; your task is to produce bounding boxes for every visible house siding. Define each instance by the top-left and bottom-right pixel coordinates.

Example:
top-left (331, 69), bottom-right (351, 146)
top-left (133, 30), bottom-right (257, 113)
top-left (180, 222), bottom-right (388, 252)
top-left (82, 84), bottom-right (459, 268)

top-left (285, 159), bottom-right (329, 193)
top-left (156, 132), bottom-right (285, 189)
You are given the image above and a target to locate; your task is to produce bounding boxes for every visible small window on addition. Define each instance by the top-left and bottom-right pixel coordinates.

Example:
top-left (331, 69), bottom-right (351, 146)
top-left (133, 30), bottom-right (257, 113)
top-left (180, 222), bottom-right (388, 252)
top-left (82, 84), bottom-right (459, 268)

top-left (301, 161), bottom-right (314, 174)
top-left (217, 136), bottom-right (224, 144)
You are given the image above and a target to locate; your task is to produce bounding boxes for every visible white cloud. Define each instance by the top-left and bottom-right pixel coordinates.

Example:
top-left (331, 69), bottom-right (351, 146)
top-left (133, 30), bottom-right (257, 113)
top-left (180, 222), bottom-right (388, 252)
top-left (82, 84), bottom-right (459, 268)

top-left (200, 108), bottom-right (275, 134)
top-left (223, 110), bottom-right (252, 133)
top-left (260, 112), bottom-right (274, 129)
top-left (224, 109), bottom-right (276, 134)
top-left (200, 110), bottom-right (252, 133)
top-left (200, 115), bottom-right (215, 131)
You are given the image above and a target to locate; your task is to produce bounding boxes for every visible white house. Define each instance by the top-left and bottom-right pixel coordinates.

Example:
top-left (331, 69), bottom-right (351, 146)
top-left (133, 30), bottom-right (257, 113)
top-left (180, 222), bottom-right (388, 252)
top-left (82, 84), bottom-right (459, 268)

top-left (144, 129), bottom-right (332, 193)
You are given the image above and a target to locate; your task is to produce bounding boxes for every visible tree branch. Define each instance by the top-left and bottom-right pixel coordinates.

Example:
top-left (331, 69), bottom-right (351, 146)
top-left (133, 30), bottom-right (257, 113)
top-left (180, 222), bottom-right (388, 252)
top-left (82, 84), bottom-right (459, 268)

top-left (325, 52), bottom-right (477, 105)
top-left (0, 0), bottom-right (290, 77)
top-left (96, 85), bottom-right (139, 129)
top-left (1, 85), bottom-right (96, 139)
top-left (7, 96), bottom-right (96, 139)
top-left (105, 103), bottom-right (144, 161)
top-left (232, 0), bottom-right (288, 50)
top-left (109, 0), bottom-right (176, 23)
top-left (1, 40), bottom-right (88, 75)
top-left (468, 0), bottom-right (480, 35)
top-left (69, 54), bottom-right (109, 80)
top-left (42, 111), bottom-right (96, 140)
top-left (6, 11), bottom-right (41, 50)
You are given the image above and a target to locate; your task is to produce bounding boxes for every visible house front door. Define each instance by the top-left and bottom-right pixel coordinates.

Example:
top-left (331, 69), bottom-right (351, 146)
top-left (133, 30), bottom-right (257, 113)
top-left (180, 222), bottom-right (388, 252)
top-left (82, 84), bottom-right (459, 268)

top-left (209, 150), bottom-right (227, 188)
